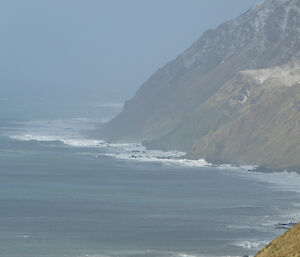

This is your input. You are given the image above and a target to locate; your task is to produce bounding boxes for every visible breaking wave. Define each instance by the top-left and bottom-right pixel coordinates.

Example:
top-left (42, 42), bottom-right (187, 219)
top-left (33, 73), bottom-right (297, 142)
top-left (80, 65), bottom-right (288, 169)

top-left (10, 134), bottom-right (106, 147)
top-left (232, 240), bottom-right (269, 250)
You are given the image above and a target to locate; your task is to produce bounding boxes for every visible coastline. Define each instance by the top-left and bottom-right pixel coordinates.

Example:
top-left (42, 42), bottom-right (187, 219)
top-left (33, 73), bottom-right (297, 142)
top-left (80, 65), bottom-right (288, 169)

top-left (5, 117), bottom-right (299, 174)
top-left (140, 137), bottom-right (300, 174)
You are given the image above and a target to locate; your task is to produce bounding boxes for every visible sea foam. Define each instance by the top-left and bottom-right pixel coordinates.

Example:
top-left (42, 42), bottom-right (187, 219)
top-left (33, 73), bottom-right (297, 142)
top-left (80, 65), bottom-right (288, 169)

top-left (10, 134), bottom-right (106, 148)
top-left (232, 240), bottom-right (269, 250)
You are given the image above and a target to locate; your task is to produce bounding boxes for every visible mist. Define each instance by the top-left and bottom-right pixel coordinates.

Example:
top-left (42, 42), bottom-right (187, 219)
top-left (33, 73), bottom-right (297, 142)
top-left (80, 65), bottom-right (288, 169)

top-left (2, 1), bottom-right (300, 256)
top-left (0, 0), bottom-right (258, 120)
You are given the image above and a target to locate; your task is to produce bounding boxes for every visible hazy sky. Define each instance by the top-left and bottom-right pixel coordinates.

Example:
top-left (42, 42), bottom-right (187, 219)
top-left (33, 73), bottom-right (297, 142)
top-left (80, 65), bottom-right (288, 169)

top-left (0, 0), bottom-right (259, 119)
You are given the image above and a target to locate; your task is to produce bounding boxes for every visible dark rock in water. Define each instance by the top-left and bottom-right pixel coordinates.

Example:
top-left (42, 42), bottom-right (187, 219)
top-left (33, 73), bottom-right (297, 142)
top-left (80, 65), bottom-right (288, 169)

top-left (243, 255), bottom-right (249, 257)
top-left (274, 222), bottom-right (297, 229)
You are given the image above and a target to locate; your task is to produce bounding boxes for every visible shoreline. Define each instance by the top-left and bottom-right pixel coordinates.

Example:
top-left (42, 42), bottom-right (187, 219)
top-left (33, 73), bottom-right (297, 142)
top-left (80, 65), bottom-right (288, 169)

top-left (145, 144), bottom-right (300, 174)
top-left (8, 129), bottom-right (300, 174)
top-left (9, 118), bottom-right (297, 174)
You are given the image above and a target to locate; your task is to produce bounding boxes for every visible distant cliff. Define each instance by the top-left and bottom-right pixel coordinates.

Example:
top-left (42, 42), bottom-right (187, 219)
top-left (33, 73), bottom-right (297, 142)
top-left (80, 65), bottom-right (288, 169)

top-left (100, 0), bottom-right (300, 170)
top-left (255, 223), bottom-right (300, 257)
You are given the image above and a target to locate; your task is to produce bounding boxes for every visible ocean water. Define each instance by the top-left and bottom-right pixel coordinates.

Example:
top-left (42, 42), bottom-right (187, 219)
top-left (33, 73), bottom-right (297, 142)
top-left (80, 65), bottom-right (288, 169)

top-left (0, 119), bottom-right (300, 257)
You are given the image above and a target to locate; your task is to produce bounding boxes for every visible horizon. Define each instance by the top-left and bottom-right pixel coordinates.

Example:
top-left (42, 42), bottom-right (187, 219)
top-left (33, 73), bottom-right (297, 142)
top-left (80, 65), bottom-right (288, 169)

top-left (0, 0), bottom-right (259, 120)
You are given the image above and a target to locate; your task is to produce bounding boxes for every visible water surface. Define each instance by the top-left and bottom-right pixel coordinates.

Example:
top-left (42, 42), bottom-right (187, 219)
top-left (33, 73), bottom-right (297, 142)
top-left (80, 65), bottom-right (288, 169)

top-left (0, 120), bottom-right (299, 257)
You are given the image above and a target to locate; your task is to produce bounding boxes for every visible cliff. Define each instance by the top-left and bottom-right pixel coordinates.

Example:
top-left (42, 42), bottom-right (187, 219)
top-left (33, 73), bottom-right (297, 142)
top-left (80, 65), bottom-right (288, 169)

top-left (100, 0), bottom-right (300, 170)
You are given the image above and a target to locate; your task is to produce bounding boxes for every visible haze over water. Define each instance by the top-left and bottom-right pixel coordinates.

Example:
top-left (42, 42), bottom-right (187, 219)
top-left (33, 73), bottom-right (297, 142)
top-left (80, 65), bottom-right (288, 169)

top-left (1, 1), bottom-right (300, 256)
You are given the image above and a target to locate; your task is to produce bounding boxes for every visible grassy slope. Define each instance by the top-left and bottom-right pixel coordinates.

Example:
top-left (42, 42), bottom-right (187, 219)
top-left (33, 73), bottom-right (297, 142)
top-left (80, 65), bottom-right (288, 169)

top-left (188, 65), bottom-right (300, 170)
top-left (255, 223), bottom-right (300, 257)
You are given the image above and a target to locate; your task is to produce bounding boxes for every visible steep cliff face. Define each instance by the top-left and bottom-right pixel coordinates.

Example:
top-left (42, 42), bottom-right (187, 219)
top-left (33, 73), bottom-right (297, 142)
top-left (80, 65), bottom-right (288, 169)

top-left (100, 0), bottom-right (300, 169)
top-left (255, 222), bottom-right (300, 257)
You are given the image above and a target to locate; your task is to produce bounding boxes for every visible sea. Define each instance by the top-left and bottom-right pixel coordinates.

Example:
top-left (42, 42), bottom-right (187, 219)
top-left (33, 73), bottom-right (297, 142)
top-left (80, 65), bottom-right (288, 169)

top-left (0, 106), bottom-right (300, 257)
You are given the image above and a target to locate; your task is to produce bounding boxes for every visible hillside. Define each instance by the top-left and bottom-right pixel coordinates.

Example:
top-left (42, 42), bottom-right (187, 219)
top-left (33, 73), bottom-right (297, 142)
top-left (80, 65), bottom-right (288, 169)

top-left (255, 223), bottom-right (300, 257)
top-left (189, 60), bottom-right (300, 169)
top-left (99, 0), bottom-right (300, 170)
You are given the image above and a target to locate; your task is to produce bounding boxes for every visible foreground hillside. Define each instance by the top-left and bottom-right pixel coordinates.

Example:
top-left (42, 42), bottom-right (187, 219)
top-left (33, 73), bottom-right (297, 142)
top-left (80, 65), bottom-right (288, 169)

top-left (100, 0), bottom-right (300, 170)
top-left (255, 223), bottom-right (300, 257)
